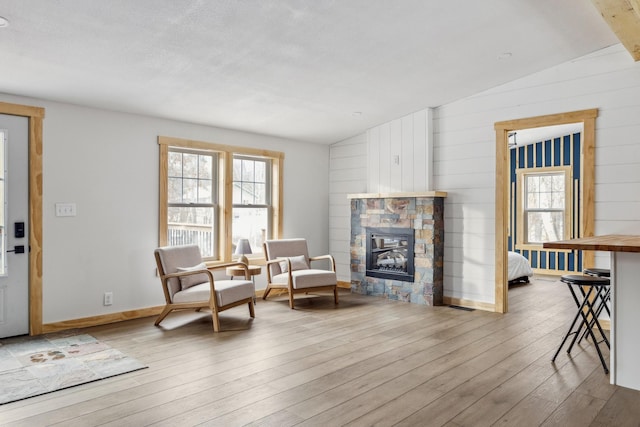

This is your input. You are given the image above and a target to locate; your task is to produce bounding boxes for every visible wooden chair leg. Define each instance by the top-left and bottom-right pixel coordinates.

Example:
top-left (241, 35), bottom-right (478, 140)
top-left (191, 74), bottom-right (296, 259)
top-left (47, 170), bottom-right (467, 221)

top-left (211, 312), bottom-right (221, 332)
top-left (154, 306), bottom-right (173, 326)
top-left (334, 286), bottom-right (339, 304)
top-left (289, 291), bottom-right (295, 309)
top-left (262, 285), bottom-right (273, 300)
top-left (248, 300), bottom-right (255, 318)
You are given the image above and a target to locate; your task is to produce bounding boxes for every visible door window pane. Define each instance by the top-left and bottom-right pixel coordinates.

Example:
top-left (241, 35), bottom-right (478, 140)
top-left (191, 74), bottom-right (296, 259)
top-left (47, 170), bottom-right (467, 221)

top-left (0, 131), bottom-right (5, 275)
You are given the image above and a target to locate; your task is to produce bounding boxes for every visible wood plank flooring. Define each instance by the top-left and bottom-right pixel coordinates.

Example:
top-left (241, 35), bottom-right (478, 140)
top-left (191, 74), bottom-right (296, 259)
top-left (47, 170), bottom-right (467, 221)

top-left (2, 278), bottom-right (640, 426)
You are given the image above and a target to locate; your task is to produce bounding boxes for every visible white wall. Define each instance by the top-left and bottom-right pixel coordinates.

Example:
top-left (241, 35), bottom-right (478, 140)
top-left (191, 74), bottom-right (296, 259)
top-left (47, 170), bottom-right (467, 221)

top-left (329, 133), bottom-right (367, 282)
top-left (330, 44), bottom-right (640, 306)
top-left (0, 93), bottom-right (330, 324)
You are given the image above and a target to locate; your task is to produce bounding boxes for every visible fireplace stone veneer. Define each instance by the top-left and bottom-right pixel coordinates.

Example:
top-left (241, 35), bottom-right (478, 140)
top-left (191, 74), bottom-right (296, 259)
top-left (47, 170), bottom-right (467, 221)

top-left (348, 192), bottom-right (446, 305)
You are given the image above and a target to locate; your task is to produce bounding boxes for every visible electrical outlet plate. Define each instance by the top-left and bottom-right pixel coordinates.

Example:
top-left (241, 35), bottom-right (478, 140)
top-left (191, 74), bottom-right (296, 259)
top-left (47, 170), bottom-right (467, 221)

top-left (55, 203), bottom-right (77, 217)
top-left (103, 292), bottom-right (113, 306)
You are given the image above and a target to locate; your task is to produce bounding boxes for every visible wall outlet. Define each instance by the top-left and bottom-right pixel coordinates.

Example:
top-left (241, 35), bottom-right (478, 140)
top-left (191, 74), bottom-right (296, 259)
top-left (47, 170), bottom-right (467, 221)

top-left (103, 292), bottom-right (113, 306)
top-left (55, 203), bottom-right (77, 217)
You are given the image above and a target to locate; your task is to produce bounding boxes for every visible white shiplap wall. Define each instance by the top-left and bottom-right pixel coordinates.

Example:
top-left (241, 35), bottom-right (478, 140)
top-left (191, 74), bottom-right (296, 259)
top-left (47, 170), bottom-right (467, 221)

top-left (329, 133), bottom-right (367, 282)
top-left (436, 44), bottom-right (640, 304)
top-left (330, 43), bottom-right (640, 306)
top-left (366, 109), bottom-right (434, 193)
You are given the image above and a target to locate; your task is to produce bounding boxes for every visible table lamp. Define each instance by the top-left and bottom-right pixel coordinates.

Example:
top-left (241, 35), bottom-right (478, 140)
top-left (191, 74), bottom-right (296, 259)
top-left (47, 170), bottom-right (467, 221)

top-left (235, 238), bottom-right (252, 265)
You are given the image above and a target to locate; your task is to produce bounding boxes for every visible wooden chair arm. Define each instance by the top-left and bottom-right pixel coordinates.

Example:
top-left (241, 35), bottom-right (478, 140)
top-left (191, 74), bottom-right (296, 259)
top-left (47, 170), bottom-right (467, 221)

top-left (309, 254), bottom-right (336, 272)
top-left (162, 269), bottom-right (213, 280)
top-left (265, 257), bottom-right (289, 281)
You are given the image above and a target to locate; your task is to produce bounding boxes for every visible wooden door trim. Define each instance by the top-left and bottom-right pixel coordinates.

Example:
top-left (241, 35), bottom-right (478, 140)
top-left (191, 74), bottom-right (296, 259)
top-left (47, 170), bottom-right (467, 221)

top-left (494, 109), bottom-right (597, 313)
top-left (0, 101), bottom-right (44, 335)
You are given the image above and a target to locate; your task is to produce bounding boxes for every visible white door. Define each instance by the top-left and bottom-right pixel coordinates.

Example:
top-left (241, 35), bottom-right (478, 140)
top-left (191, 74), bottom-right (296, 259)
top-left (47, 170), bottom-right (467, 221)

top-left (0, 114), bottom-right (30, 338)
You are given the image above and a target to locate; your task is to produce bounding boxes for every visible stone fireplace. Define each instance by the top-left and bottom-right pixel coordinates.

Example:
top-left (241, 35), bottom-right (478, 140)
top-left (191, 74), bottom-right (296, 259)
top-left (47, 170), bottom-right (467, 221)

top-left (348, 192), bottom-right (446, 305)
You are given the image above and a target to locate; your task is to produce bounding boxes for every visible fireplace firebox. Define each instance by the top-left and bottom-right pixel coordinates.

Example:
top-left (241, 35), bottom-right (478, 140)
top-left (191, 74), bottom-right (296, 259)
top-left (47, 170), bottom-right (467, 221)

top-left (366, 227), bottom-right (415, 282)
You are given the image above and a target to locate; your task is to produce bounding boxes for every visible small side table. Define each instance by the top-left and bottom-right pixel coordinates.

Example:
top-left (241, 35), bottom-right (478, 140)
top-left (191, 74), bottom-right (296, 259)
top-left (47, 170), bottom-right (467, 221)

top-left (226, 265), bottom-right (261, 281)
top-left (227, 265), bottom-right (261, 304)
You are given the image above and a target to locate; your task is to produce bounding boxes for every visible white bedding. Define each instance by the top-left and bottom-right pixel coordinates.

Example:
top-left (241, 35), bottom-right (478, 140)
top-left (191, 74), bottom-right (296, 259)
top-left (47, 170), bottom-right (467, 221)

top-left (508, 251), bottom-right (533, 281)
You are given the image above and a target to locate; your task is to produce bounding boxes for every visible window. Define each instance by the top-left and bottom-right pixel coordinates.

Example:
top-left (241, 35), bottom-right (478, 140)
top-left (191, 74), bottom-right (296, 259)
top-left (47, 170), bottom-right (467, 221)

top-left (159, 136), bottom-right (283, 262)
top-left (167, 149), bottom-right (217, 258)
top-left (517, 167), bottom-right (572, 246)
top-left (233, 156), bottom-right (270, 255)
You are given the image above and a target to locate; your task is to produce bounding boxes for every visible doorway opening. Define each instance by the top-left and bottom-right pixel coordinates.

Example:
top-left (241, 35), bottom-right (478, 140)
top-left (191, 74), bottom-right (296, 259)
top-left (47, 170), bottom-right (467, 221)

top-left (494, 109), bottom-right (597, 313)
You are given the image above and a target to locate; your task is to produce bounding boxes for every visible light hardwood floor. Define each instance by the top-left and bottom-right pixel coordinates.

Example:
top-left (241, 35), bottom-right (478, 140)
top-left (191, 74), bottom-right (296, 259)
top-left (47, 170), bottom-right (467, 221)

top-left (2, 278), bottom-right (639, 427)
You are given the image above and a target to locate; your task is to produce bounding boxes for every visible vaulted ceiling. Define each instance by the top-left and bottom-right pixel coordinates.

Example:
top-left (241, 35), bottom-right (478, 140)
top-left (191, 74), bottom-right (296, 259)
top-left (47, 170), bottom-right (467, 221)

top-left (0, 1), bottom-right (627, 144)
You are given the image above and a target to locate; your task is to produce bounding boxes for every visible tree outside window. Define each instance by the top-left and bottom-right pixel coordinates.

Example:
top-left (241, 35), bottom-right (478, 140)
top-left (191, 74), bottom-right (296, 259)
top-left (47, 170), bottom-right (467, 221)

top-left (517, 167), bottom-right (572, 247)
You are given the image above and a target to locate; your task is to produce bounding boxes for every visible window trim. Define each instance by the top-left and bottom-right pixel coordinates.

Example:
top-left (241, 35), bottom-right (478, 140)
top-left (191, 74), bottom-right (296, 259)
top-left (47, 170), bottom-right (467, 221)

top-left (158, 136), bottom-right (284, 263)
top-left (516, 165), bottom-right (572, 250)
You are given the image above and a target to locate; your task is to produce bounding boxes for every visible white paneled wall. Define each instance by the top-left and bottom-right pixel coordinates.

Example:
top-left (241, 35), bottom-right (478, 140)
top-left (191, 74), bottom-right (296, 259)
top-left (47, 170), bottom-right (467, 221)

top-left (330, 43), bottom-right (640, 307)
top-left (366, 109), bottom-right (434, 193)
top-left (329, 133), bottom-right (367, 282)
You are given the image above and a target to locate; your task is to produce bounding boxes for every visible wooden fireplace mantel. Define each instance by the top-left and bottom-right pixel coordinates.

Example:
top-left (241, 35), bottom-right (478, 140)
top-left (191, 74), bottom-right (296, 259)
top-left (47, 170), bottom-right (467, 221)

top-left (347, 191), bottom-right (447, 199)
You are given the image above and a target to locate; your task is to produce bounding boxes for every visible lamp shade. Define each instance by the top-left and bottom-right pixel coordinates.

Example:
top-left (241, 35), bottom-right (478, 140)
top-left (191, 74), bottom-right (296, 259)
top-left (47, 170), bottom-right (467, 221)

top-left (235, 239), bottom-right (252, 265)
top-left (235, 239), bottom-right (252, 255)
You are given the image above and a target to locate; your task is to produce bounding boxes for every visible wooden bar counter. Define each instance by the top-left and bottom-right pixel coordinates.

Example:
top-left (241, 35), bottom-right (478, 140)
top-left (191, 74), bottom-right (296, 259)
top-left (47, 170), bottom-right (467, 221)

top-left (544, 234), bottom-right (640, 390)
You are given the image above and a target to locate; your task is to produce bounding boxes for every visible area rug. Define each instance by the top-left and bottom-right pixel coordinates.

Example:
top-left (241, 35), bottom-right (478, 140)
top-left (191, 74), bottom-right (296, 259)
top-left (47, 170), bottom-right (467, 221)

top-left (0, 333), bottom-right (147, 405)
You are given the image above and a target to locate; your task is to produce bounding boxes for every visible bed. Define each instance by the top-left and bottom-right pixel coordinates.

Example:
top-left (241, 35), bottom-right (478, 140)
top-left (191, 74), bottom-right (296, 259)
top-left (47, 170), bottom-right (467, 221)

top-left (508, 251), bottom-right (533, 285)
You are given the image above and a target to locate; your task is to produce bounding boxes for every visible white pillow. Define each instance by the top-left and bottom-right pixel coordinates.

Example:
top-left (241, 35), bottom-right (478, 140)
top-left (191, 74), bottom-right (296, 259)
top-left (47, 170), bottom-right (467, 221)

top-left (177, 262), bottom-right (209, 290)
top-left (279, 255), bottom-right (309, 273)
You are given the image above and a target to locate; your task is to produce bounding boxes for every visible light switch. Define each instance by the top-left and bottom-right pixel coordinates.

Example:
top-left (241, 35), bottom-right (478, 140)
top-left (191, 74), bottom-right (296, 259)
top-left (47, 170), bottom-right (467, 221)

top-left (55, 203), bottom-right (77, 217)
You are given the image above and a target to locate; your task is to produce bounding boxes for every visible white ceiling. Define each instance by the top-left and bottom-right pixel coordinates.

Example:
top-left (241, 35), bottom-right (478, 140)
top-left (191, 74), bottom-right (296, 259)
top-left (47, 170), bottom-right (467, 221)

top-left (0, 1), bottom-right (619, 144)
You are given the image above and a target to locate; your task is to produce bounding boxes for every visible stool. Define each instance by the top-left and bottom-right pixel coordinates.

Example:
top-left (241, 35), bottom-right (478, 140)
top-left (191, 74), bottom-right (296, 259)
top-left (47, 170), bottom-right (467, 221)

top-left (583, 268), bottom-right (610, 278)
top-left (552, 274), bottom-right (611, 374)
top-left (580, 268), bottom-right (611, 344)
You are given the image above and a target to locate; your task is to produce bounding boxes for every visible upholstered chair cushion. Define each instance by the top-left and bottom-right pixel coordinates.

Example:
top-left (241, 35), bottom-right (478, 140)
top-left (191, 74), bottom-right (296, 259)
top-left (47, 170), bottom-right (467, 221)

top-left (271, 269), bottom-right (337, 289)
top-left (265, 239), bottom-right (310, 276)
top-left (279, 255), bottom-right (309, 273)
top-left (177, 262), bottom-right (209, 290)
top-left (172, 279), bottom-right (254, 306)
top-left (155, 244), bottom-right (204, 299)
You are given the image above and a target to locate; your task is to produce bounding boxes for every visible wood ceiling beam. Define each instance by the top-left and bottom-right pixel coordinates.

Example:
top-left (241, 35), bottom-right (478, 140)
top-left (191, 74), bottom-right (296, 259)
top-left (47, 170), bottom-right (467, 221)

top-left (591, 0), bottom-right (640, 61)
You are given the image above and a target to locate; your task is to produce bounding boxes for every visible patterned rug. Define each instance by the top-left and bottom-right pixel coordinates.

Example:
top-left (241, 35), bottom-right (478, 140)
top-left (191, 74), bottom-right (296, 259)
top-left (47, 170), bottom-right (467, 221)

top-left (0, 333), bottom-right (146, 405)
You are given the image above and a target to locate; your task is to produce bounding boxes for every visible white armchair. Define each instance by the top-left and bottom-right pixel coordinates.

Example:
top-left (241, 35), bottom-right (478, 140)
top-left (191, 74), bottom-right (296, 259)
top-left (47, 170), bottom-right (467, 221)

top-left (154, 245), bottom-right (255, 332)
top-left (262, 238), bottom-right (338, 309)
